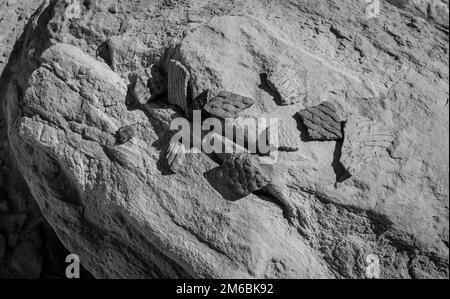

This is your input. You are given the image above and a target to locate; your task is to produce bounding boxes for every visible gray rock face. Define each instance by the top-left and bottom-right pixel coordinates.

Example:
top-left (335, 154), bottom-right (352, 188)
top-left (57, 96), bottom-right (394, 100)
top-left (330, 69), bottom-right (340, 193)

top-left (386, 0), bottom-right (449, 26)
top-left (132, 75), bottom-right (151, 105)
top-left (116, 125), bottom-right (135, 145)
top-left (0, 0), bottom-right (448, 279)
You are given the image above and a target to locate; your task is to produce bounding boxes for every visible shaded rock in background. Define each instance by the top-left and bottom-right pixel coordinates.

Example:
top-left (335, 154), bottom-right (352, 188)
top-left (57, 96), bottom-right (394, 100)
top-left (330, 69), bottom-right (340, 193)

top-left (0, 233), bottom-right (5, 260)
top-left (385, 0), bottom-right (449, 26)
top-left (203, 91), bottom-right (255, 120)
top-left (219, 154), bottom-right (271, 197)
top-left (147, 65), bottom-right (167, 100)
top-left (116, 125), bottom-right (135, 145)
top-left (166, 141), bottom-right (186, 173)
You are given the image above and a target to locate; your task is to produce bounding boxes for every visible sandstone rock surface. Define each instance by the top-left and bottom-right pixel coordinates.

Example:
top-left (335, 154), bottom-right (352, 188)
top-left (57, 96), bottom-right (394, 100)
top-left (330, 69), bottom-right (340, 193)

top-left (0, 0), bottom-right (448, 279)
top-left (386, 0), bottom-right (449, 26)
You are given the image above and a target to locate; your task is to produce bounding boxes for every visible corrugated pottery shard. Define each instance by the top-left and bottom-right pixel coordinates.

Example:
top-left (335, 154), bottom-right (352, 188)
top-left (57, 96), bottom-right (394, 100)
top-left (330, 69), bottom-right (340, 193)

top-left (166, 141), bottom-right (186, 173)
top-left (203, 91), bottom-right (255, 120)
top-left (220, 154), bottom-right (271, 196)
top-left (340, 115), bottom-right (394, 176)
top-left (276, 118), bottom-right (301, 151)
top-left (168, 59), bottom-right (190, 113)
top-left (266, 64), bottom-right (307, 106)
top-left (297, 101), bottom-right (343, 141)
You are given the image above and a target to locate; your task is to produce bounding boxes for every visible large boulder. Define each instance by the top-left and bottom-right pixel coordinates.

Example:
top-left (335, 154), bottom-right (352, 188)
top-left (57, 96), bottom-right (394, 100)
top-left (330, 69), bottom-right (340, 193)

top-left (1, 0), bottom-right (448, 278)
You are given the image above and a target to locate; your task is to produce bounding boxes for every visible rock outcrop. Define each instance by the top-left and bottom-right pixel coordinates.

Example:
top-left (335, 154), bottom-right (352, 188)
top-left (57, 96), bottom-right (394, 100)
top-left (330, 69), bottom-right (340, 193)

top-left (203, 92), bottom-right (255, 120)
top-left (0, 0), bottom-right (448, 279)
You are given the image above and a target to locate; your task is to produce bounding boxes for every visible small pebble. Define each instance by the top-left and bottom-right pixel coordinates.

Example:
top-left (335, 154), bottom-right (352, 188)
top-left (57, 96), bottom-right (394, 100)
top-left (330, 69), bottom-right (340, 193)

top-left (108, 5), bottom-right (118, 14)
top-left (116, 125), bottom-right (135, 144)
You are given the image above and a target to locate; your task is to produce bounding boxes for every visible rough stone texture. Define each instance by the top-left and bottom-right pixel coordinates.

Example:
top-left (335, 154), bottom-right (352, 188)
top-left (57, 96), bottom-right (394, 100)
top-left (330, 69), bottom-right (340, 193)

top-left (97, 35), bottom-right (159, 74)
top-left (0, 0), bottom-right (448, 279)
top-left (190, 89), bottom-right (211, 113)
top-left (203, 91), bottom-right (255, 120)
top-left (220, 154), bottom-right (271, 197)
top-left (341, 115), bottom-right (395, 176)
top-left (297, 101), bottom-right (343, 141)
top-left (265, 63), bottom-right (308, 106)
top-left (147, 65), bottom-right (167, 100)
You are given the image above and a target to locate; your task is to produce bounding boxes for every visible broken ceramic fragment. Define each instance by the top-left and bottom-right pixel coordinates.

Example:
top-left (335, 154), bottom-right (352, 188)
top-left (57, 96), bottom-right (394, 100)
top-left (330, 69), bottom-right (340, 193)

top-left (220, 154), bottom-right (271, 196)
top-left (167, 59), bottom-right (190, 114)
top-left (166, 142), bottom-right (186, 173)
top-left (297, 101), bottom-right (343, 141)
top-left (266, 64), bottom-right (307, 106)
top-left (203, 132), bottom-right (249, 162)
top-left (340, 115), bottom-right (394, 176)
top-left (190, 89), bottom-right (211, 113)
top-left (203, 91), bottom-right (255, 120)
